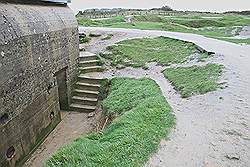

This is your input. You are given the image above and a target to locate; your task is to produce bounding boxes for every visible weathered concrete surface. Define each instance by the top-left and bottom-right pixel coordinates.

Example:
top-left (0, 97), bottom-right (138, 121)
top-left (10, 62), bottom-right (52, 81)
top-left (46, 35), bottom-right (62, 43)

top-left (79, 27), bottom-right (250, 167)
top-left (0, 2), bottom-right (79, 167)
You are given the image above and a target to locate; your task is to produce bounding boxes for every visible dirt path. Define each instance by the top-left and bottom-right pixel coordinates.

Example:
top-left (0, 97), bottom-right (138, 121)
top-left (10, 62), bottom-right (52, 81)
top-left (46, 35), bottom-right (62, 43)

top-left (23, 111), bottom-right (101, 167)
top-left (80, 27), bottom-right (250, 167)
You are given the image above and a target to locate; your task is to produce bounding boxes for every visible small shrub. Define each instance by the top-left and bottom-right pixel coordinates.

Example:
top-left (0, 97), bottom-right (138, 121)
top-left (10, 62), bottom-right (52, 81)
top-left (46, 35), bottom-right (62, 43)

top-left (89, 33), bottom-right (102, 37)
top-left (79, 36), bottom-right (91, 44)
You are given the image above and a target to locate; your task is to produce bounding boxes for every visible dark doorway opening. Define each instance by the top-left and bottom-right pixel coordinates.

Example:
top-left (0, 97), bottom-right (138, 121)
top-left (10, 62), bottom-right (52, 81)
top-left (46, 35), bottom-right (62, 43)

top-left (0, 113), bottom-right (9, 125)
top-left (54, 68), bottom-right (68, 110)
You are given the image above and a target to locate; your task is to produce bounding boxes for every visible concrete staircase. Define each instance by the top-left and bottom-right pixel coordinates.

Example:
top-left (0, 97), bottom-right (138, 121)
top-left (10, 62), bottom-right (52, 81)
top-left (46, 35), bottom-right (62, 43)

top-left (70, 52), bottom-right (104, 112)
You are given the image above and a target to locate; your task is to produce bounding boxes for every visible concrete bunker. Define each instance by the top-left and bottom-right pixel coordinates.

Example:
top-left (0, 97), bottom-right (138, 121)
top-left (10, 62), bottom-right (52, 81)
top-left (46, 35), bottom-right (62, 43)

top-left (0, 0), bottom-right (79, 166)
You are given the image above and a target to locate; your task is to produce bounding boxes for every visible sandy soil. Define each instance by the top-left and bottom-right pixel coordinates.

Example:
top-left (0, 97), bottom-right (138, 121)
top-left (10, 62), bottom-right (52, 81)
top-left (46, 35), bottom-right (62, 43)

top-left (79, 27), bottom-right (250, 167)
top-left (23, 110), bottom-right (101, 167)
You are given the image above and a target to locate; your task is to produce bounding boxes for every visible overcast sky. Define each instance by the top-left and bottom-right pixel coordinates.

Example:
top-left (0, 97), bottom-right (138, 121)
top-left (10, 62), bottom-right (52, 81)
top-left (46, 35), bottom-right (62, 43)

top-left (68, 0), bottom-right (250, 14)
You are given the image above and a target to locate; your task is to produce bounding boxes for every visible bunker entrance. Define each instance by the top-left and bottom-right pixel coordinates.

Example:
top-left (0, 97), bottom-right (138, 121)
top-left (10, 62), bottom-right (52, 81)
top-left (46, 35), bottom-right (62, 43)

top-left (55, 68), bottom-right (68, 110)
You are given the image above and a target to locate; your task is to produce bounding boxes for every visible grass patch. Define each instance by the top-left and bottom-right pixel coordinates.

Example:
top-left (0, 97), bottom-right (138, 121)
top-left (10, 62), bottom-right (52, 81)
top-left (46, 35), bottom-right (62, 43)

top-left (104, 36), bottom-right (196, 67)
top-left (169, 18), bottom-right (226, 28)
top-left (98, 79), bottom-right (109, 100)
top-left (77, 16), bottom-right (125, 27)
top-left (198, 53), bottom-right (211, 62)
top-left (45, 78), bottom-right (175, 167)
top-left (212, 37), bottom-right (250, 45)
top-left (109, 21), bottom-right (190, 32)
top-left (79, 36), bottom-right (91, 44)
top-left (163, 64), bottom-right (223, 97)
top-left (89, 32), bottom-right (102, 37)
top-left (133, 15), bottom-right (164, 22)
top-left (167, 15), bottom-right (250, 28)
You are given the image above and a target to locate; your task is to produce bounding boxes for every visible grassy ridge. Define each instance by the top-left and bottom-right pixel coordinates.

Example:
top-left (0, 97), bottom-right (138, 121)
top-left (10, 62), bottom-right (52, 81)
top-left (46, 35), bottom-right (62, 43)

top-left (212, 37), bottom-right (250, 45)
top-left (77, 14), bottom-right (250, 44)
top-left (77, 16), bottom-right (125, 27)
top-left (163, 64), bottom-right (223, 97)
top-left (167, 15), bottom-right (250, 28)
top-left (104, 36), bottom-right (196, 68)
top-left (170, 19), bottom-right (226, 28)
top-left (45, 78), bottom-right (175, 167)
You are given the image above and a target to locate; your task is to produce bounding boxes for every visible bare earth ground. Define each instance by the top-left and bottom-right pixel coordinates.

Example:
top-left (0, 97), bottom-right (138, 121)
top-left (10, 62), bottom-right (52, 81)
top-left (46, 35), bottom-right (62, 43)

top-left (80, 27), bottom-right (250, 167)
top-left (24, 111), bottom-right (101, 167)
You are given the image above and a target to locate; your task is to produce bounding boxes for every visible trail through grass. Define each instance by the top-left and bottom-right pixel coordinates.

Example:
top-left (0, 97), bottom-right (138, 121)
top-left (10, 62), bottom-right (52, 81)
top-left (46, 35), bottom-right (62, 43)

top-left (163, 64), bottom-right (223, 97)
top-left (45, 78), bottom-right (175, 167)
top-left (77, 14), bottom-right (250, 44)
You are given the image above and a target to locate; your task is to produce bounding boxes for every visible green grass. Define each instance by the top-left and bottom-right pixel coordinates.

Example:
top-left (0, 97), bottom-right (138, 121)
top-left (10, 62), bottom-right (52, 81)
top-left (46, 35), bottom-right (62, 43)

top-left (108, 22), bottom-right (250, 44)
top-left (79, 36), bottom-right (91, 43)
top-left (133, 15), bottom-right (164, 22)
top-left (103, 36), bottom-right (196, 67)
top-left (77, 14), bottom-right (250, 45)
top-left (77, 16), bottom-right (125, 27)
top-left (198, 26), bottom-right (241, 37)
top-left (45, 78), bottom-right (175, 167)
top-left (167, 15), bottom-right (250, 28)
top-left (212, 37), bottom-right (250, 45)
top-left (198, 53), bottom-right (212, 62)
top-left (169, 18), bottom-right (226, 28)
top-left (163, 64), bottom-right (223, 97)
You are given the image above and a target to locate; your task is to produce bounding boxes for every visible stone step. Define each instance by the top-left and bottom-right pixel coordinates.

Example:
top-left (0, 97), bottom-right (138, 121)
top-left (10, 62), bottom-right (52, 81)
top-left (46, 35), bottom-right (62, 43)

top-left (72, 96), bottom-right (98, 106)
top-left (69, 103), bottom-right (96, 112)
top-left (79, 60), bottom-right (100, 68)
top-left (79, 52), bottom-right (97, 61)
top-left (78, 74), bottom-right (103, 84)
top-left (79, 66), bottom-right (103, 73)
top-left (73, 89), bottom-right (98, 98)
top-left (76, 82), bottom-right (101, 91)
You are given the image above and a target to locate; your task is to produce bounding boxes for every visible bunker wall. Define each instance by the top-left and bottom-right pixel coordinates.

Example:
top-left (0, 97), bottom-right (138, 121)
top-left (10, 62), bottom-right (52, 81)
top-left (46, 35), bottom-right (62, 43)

top-left (0, 2), bottom-right (79, 166)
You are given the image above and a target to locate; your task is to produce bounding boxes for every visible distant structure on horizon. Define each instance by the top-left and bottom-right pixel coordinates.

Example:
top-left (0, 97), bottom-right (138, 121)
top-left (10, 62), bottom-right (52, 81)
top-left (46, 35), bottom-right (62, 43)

top-left (77, 5), bottom-right (174, 18)
top-left (224, 10), bottom-right (250, 15)
top-left (76, 6), bottom-right (250, 19)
